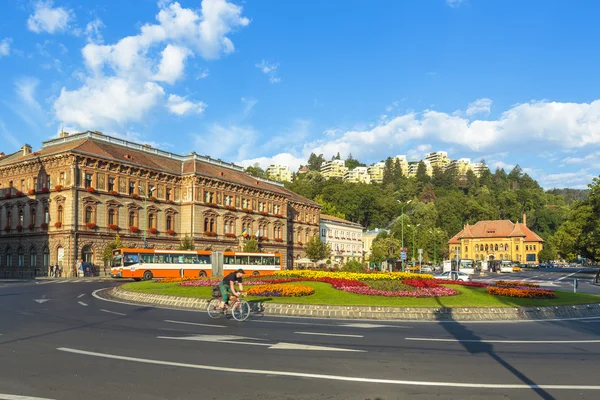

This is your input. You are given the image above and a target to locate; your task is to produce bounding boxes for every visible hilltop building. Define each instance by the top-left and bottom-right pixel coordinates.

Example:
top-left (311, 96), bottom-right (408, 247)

top-left (266, 165), bottom-right (292, 182)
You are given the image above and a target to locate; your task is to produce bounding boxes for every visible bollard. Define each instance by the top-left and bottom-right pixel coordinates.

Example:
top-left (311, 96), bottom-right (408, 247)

top-left (574, 278), bottom-right (578, 293)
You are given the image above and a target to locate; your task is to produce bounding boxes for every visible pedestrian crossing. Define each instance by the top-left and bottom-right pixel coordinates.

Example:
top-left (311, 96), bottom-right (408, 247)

top-left (35, 279), bottom-right (106, 285)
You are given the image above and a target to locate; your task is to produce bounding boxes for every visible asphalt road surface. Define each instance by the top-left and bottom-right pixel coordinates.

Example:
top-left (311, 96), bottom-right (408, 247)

top-left (1, 275), bottom-right (599, 400)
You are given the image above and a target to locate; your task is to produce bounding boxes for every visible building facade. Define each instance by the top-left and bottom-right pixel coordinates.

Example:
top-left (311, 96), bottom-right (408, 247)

top-left (320, 160), bottom-right (348, 180)
top-left (425, 151), bottom-right (451, 170)
top-left (344, 167), bottom-right (371, 184)
top-left (0, 131), bottom-right (321, 278)
top-left (319, 214), bottom-right (363, 264)
top-left (361, 228), bottom-right (386, 259)
top-left (471, 162), bottom-right (487, 177)
top-left (266, 165), bottom-right (292, 182)
top-left (394, 155), bottom-right (410, 176)
top-left (407, 160), bottom-right (433, 177)
top-left (367, 162), bottom-right (385, 183)
top-left (448, 214), bottom-right (544, 268)
top-left (447, 158), bottom-right (473, 175)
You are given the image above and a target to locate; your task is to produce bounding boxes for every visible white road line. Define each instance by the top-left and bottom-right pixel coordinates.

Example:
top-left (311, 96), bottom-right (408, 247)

top-left (35, 281), bottom-right (53, 285)
top-left (77, 301), bottom-right (88, 307)
top-left (77, 294), bottom-right (85, 299)
top-left (0, 394), bottom-right (57, 400)
top-left (56, 280), bottom-right (69, 284)
top-left (56, 347), bottom-right (600, 390)
top-left (295, 332), bottom-right (363, 338)
top-left (100, 309), bottom-right (127, 316)
top-left (405, 337), bottom-right (600, 344)
top-left (557, 271), bottom-right (580, 281)
top-left (164, 320), bottom-right (226, 328)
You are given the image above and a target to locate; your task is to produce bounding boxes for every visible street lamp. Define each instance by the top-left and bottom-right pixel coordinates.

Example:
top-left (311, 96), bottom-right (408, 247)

top-left (407, 223), bottom-right (420, 269)
top-left (429, 229), bottom-right (440, 268)
top-left (397, 199), bottom-right (412, 272)
top-left (139, 185), bottom-right (156, 248)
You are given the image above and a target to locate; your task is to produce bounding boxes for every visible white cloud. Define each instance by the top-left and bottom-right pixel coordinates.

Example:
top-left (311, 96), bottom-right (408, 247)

top-left (0, 38), bottom-right (11, 57)
top-left (466, 98), bottom-right (492, 117)
top-left (167, 94), bottom-right (206, 115)
top-left (240, 153), bottom-right (306, 172)
top-left (241, 97), bottom-right (257, 118)
top-left (55, 0), bottom-right (249, 131)
top-left (407, 144), bottom-right (432, 160)
top-left (154, 44), bottom-right (191, 84)
top-left (561, 152), bottom-right (600, 165)
top-left (27, 1), bottom-right (73, 34)
top-left (256, 60), bottom-right (281, 84)
top-left (84, 18), bottom-right (104, 43)
top-left (197, 68), bottom-right (209, 79)
top-left (536, 170), bottom-right (595, 190)
top-left (446, 0), bottom-right (466, 7)
top-left (236, 98), bottom-right (600, 174)
top-left (54, 77), bottom-right (165, 129)
top-left (195, 123), bottom-right (256, 160)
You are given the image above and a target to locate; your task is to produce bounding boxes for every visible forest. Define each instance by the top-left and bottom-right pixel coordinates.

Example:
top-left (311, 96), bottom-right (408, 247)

top-left (246, 153), bottom-right (599, 263)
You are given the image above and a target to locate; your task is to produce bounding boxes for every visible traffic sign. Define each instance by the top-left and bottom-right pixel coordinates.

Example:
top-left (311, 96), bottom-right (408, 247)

top-left (418, 248), bottom-right (423, 254)
top-left (400, 252), bottom-right (407, 260)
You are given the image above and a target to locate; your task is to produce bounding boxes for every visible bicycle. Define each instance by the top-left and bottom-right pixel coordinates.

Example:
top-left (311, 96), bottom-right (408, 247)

top-left (207, 291), bottom-right (251, 321)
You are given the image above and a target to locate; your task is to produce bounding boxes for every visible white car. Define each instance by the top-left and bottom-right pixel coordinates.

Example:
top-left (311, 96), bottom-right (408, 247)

top-left (500, 265), bottom-right (514, 273)
top-left (435, 271), bottom-right (471, 282)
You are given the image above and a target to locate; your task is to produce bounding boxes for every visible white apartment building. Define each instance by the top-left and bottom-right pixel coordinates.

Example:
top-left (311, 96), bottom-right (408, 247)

top-left (368, 162), bottom-right (386, 183)
top-left (345, 166), bottom-right (371, 183)
top-left (447, 158), bottom-right (473, 175)
top-left (425, 151), bottom-right (451, 170)
top-left (394, 155), bottom-right (410, 176)
top-left (320, 159), bottom-right (348, 179)
top-left (471, 162), bottom-right (488, 177)
top-left (407, 160), bottom-right (432, 177)
top-left (266, 165), bottom-right (292, 182)
top-left (320, 214), bottom-right (363, 264)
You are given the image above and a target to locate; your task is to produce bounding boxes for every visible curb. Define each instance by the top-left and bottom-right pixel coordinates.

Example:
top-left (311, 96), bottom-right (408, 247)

top-left (102, 287), bottom-right (600, 321)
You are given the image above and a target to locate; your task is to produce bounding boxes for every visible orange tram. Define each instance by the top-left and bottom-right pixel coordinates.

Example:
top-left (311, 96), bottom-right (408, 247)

top-left (110, 248), bottom-right (282, 281)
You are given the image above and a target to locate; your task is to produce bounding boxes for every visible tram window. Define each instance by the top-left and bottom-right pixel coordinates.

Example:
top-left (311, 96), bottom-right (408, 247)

top-left (199, 255), bottom-right (210, 264)
top-left (183, 255), bottom-right (196, 263)
top-left (262, 257), bottom-right (274, 266)
top-left (156, 255), bottom-right (167, 263)
top-left (224, 256), bottom-right (235, 265)
top-left (236, 256), bottom-right (249, 265)
top-left (123, 253), bottom-right (139, 266)
top-left (141, 254), bottom-right (154, 263)
top-left (250, 256), bottom-right (261, 265)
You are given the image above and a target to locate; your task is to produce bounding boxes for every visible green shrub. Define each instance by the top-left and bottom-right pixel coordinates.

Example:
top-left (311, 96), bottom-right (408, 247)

top-left (365, 280), bottom-right (416, 292)
top-left (341, 259), bottom-right (366, 273)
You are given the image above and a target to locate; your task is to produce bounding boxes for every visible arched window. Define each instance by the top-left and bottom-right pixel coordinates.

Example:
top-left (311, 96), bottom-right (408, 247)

top-left (18, 210), bottom-right (24, 226)
top-left (166, 215), bottom-right (173, 231)
top-left (6, 211), bottom-right (11, 227)
top-left (57, 205), bottom-right (63, 224)
top-left (43, 247), bottom-right (50, 267)
top-left (17, 247), bottom-right (24, 267)
top-left (108, 209), bottom-right (116, 225)
top-left (30, 207), bottom-right (37, 225)
top-left (204, 218), bottom-right (209, 232)
top-left (82, 245), bottom-right (93, 263)
top-left (44, 207), bottom-right (49, 223)
top-left (148, 213), bottom-right (156, 229)
top-left (485, 244), bottom-right (489, 252)
top-left (30, 247), bottom-right (37, 267)
top-left (475, 244), bottom-right (479, 252)
top-left (210, 218), bottom-right (215, 232)
top-left (85, 206), bottom-right (93, 223)
top-left (6, 249), bottom-right (13, 266)
top-left (305, 231), bottom-right (309, 243)
top-left (129, 211), bottom-right (136, 227)
top-left (494, 244), bottom-right (498, 252)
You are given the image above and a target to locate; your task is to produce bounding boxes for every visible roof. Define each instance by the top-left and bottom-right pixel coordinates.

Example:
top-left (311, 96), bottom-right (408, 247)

top-left (0, 131), bottom-right (319, 207)
top-left (320, 214), bottom-right (363, 228)
top-left (448, 220), bottom-right (544, 244)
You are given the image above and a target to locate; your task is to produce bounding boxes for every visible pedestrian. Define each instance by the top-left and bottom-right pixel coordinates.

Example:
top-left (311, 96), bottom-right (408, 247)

top-left (58, 265), bottom-right (62, 278)
top-left (595, 268), bottom-right (600, 285)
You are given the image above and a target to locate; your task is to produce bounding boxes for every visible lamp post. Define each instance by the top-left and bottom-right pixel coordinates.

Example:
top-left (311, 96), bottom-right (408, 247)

top-left (429, 229), bottom-right (438, 268)
top-left (139, 185), bottom-right (156, 248)
top-left (407, 223), bottom-right (420, 269)
top-left (397, 199), bottom-right (412, 272)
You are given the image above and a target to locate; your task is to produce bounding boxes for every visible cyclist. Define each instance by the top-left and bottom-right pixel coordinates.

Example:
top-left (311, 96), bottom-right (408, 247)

top-left (218, 268), bottom-right (245, 310)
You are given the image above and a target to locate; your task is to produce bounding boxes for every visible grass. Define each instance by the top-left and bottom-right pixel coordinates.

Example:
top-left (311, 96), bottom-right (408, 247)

top-left (120, 280), bottom-right (600, 308)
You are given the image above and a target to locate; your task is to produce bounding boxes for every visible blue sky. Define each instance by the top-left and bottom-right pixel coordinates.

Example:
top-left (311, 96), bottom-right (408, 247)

top-left (1, 0), bottom-right (599, 189)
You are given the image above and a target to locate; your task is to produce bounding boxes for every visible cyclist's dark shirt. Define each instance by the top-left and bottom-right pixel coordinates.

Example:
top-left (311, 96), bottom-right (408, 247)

top-left (222, 272), bottom-right (242, 286)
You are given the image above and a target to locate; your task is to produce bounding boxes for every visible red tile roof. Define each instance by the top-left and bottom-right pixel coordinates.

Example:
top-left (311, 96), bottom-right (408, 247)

top-left (320, 214), bottom-right (363, 228)
top-left (448, 219), bottom-right (544, 244)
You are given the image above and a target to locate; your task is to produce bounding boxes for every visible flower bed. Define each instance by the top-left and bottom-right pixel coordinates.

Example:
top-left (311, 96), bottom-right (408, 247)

top-left (488, 286), bottom-right (555, 299)
top-left (275, 270), bottom-right (432, 281)
top-left (342, 286), bottom-right (459, 298)
top-left (431, 279), bottom-right (489, 288)
top-left (494, 281), bottom-right (539, 288)
top-left (247, 284), bottom-right (315, 297)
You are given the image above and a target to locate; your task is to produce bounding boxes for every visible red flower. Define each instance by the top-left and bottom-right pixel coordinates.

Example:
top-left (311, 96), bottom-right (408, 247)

top-left (16, 225), bottom-right (23, 232)
top-left (85, 187), bottom-right (96, 193)
top-left (129, 226), bottom-right (139, 233)
top-left (41, 187), bottom-right (50, 193)
top-left (86, 222), bottom-right (96, 229)
top-left (28, 189), bottom-right (36, 195)
top-left (54, 185), bottom-right (63, 192)
top-left (203, 231), bottom-right (217, 237)
top-left (109, 224), bottom-right (119, 231)
top-left (54, 221), bottom-right (62, 229)
top-left (149, 227), bottom-right (158, 234)
top-left (40, 223), bottom-right (48, 230)
top-left (167, 229), bottom-right (176, 236)
top-left (225, 233), bottom-right (237, 238)
top-left (28, 223), bottom-right (35, 230)
top-left (15, 191), bottom-right (23, 197)
top-left (109, 190), bottom-right (118, 196)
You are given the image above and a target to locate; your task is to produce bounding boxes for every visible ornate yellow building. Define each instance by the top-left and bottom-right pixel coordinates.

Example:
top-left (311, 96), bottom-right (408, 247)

top-left (0, 131), bottom-right (320, 278)
top-left (448, 214), bottom-right (544, 268)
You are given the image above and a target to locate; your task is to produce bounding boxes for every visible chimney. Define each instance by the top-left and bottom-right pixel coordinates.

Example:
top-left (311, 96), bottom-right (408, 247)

top-left (21, 144), bottom-right (32, 156)
top-left (60, 131), bottom-right (69, 138)
top-left (522, 213), bottom-right (527, 226)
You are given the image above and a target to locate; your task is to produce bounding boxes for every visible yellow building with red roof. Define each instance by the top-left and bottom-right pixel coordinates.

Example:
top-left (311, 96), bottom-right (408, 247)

top-left (448, 214), bottom-right (544, 268)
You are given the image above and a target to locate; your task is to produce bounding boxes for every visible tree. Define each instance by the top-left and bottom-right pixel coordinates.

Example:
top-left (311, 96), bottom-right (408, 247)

top-left (382, 157), bottom-right (395, 186)
top-left (538, 242), bottom-right (556, 263)
top-left (370, 237), bottom-right (401, 264)
top-left (341, 259), bottom-right (365, 272)
top-left (306, 236), bottom-right (332, 265)
top-left (419, 183), bottom-right (437, 204)
top-left (102, 234), bottom-right (123, 265)
top-left (243, 238), bottom-right (260, 253)
top-left (307, 153), bottom-right (326, 171)
top-left (415, 161), bottom-right (430, 190)
top-left (314, 194), bottom-right (345, 219)
top-left (179, 235), bottom-right (194, 250)
top-left (245, 163), bottom-right (266, 179)
top-left (345, 153), bottom-right (365, 170)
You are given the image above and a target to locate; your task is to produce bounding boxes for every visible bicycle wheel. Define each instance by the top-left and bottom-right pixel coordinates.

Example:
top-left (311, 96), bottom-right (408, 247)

top-left (207, 298), bottom-right (222, 319)
top-left (231, 300), bottom-right (250, 321)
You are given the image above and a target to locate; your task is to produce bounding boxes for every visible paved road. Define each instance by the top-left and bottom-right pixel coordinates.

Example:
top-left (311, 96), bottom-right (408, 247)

top-left (0, 278), bottom-right (599, 400)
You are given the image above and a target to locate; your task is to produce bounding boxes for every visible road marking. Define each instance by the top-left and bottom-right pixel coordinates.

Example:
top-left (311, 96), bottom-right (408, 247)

top-left (340, 323), bottom-right (407, 329)
top-left (77, 294), bottom-right (85, 299)
top-left (35, 281), bottom-right (53, 285)
top-left (164, 320), bottom-right (226, 328)
top-left (77, 301), bottom-right (88, 307)
top-left (100, 309), bottom-right (126, 316)
top-left (56, 347), bottom-right (600, 390)
top-left (557, 271), bottom-right (581, 281)
top-left (295, 332), bottom-right (363, 338)
top-left (0, 394), bottom-right (57, 400)
top-left (34, 298), bottom-right (49, 304)
top-left (405, 337), bottom-right (600, 344)
top-left (157, 334), bottom-right (364, 352)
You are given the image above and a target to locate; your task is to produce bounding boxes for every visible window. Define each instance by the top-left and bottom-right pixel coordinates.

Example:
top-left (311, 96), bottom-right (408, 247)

top-left (210, 218), bottom-right (215, 232)
top-left (494, 244), bottom-right (498, 251)
top-left (108, 209), bottom-right (116, 225)
top-left (129, 181), bottom-right (136, 195)
top-left (516, 245), bottom-right (519, 251)
top-left (129, 211), bottom-right (136, 227)
top-left (148, 184), bottom-right (155, 195)
top-left (6, 250), bottom-right (12, 267)
top-left (148, 213), bottom-right (156, 229)
top-left (204, 191), bottom-right (214, 203)
top-left (30, 248), bottom-right (37, 267)
top-left (108, 177), bottom-right (115, 192)
top-left (33, 177), bottom-right (38, 190)
top-left (85, 173), bottom-right (93, 188)
top-left (534, 245), bottom-right (537, 251)
top-left (30, 208), bottom-right (36, 225)
top-left (21, 179), bottom-right (25, 192)
top-left (258, 202), bottom-right (265, 212)
top-left (85, 207), bottom-right (93, 223)
top-left (43, 247), bottom-right (49, 267)
top-left (18, 210), bottom-right (24, 225)
top-left (18, 248), bottom-right (24, 267)
top-left (305, 231), bottom-right (309, 243)
top-left (57, 206), bottom-right (63, 224)
top-left (44, 208), bottom-right (49, 224)
top-left (166, 188), bottom-right (172, 201)
top-left (224, 195), bottom-right (233, 206)
top-left (166, 216), bottom-right (173, 231)
top-left (6, 211), bottom-right (11, 227)
top-left (242, 198), bottom-right (250, 209)
top-left (465, 246), bottom-right (468, 253)
top-left (60, 172), bottom-right (65, 185)
top-left (475, 244), bottom-right (479, 252)
top-left (322, 228), bottom-right (326, 236)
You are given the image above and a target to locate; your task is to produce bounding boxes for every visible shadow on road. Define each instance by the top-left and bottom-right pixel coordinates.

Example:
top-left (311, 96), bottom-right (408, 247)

top-left (433, 296), bottom-right (556, 400)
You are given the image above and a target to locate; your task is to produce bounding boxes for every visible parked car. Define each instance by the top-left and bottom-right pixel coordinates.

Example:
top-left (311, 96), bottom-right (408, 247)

top-left (512, 265), bottom-right (521, 272)
top-left (500, 265), bottom-right (514, 273)
top-left (435, 271), bottom-right (471, 282)
top-left (421, 265), bottom-right (433, 273)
